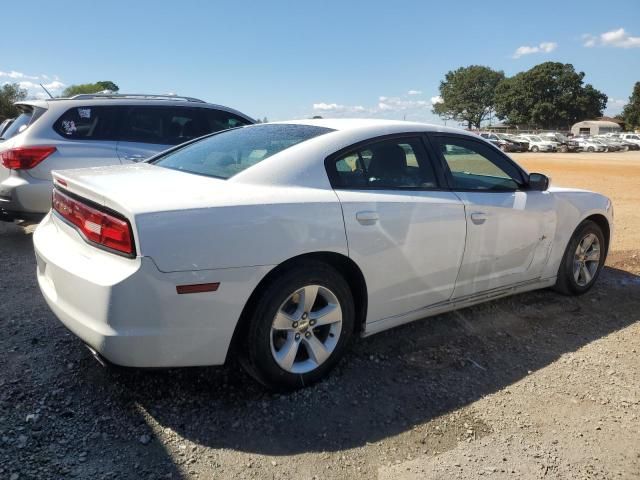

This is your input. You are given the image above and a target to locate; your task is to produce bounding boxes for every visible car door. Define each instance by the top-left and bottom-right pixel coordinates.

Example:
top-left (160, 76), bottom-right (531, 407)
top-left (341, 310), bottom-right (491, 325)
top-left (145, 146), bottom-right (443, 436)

top-left (429, 134), bottom-right (556, 298)
top-left (116, 106), bottom-right (207, 162)
top-left (31, 105), bottom-right (121, 181)
top-left (328, 135), bottom-right (467, 323)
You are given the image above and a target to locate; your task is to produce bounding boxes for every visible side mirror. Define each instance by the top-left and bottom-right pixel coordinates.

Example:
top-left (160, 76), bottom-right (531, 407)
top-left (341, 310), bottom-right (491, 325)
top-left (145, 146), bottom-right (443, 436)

top-left (528, 172), bottom-right (550, 191)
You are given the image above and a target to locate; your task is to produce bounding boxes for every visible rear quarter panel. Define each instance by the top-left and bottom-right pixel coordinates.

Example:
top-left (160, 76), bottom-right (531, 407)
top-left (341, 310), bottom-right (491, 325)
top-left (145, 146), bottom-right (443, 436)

top-left (135, 187), bottom-right (348, 272)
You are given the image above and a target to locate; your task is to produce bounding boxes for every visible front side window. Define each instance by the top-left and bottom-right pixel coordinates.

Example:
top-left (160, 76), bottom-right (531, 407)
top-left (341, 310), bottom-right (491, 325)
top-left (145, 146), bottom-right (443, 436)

top-left (434, 136), bottom-right (522, 191)
top-left (53, 106), bottom-right (117, 140)
top-left (332, 137), bottom-right (437, 189)
top-left (153, 124), bottom-right (333, 179)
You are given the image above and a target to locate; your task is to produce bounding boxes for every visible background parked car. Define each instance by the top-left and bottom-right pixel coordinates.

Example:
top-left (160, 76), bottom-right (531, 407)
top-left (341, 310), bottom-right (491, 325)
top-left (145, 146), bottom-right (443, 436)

top-left (619, 133), bottom-right (640, 148)
top-left (516, 134), bottom-right (555, 152)
top-left (539, 132), bottom-right (580, 152)
top-left (573, 137), bottom-right (606, 152)
top-left (479, 132), bottom-right (525, 152)
top-left (0, 94), bottom-right (254, 222)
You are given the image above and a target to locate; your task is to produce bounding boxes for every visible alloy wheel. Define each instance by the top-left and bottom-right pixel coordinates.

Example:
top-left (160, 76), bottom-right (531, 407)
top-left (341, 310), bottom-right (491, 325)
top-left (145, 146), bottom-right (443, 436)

top-left (573, 233), bottom-right (600, 287)
top-left (270, 285), bottom-right (343, 374)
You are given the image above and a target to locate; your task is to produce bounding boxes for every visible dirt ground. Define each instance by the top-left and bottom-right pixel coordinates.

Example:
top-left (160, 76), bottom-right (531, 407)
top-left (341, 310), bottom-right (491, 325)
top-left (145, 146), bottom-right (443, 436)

top-left (1, 151), bottom-right (639, 479)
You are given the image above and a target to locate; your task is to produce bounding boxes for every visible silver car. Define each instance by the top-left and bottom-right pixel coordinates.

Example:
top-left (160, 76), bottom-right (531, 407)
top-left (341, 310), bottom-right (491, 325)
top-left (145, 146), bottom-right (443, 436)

top-left (0, 94), bottom-right (254, 222)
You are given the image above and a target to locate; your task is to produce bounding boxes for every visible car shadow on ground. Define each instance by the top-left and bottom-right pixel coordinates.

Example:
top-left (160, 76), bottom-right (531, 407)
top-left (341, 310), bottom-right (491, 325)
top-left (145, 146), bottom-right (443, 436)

top-left (104, 264), bottom-right (640, 456)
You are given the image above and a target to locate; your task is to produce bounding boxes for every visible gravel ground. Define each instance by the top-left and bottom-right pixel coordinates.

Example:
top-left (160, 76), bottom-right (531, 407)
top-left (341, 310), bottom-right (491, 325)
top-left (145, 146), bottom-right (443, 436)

top-left (1, 153), bottom-right (639, 479)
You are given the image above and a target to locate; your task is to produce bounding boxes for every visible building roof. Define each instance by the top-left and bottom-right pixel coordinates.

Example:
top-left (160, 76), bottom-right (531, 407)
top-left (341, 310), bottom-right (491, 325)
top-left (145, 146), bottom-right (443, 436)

top-left (572, 120), bottom-right (621, 128)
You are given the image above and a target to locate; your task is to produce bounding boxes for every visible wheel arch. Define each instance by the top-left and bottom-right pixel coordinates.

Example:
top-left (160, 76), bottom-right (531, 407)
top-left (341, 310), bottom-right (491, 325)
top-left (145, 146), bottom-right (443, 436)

top-left (583, 213), bottom-right (611, 258)
top-left (226, 251), bottom-right (368, 362)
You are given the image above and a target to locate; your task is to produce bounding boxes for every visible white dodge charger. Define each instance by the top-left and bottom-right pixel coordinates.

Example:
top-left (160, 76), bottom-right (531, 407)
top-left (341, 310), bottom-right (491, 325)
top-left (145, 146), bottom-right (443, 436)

top-left (34, 119), bottom-right (613, 389)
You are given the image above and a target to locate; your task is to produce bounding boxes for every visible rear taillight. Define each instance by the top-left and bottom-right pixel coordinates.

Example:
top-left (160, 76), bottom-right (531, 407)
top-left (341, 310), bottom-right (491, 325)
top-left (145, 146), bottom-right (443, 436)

top-left (0, 146), bottom-right (57, 169)
top-left (52, 188), bottom-right (134, 256)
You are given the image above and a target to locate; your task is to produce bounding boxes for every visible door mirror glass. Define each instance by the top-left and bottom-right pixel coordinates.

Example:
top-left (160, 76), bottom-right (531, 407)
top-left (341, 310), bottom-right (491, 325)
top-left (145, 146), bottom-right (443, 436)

top-left (528, 173), bottom-right (550, 191)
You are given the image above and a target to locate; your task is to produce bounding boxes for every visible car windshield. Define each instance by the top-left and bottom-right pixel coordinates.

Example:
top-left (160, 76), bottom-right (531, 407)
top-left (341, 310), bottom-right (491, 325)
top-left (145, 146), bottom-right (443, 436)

top-left (529, 136), bottom-right (543, 142)
top-left (153, 124), bottom-right (334, 179)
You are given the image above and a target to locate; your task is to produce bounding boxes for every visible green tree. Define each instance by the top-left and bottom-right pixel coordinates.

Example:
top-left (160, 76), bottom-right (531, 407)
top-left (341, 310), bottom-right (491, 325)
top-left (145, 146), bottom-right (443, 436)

top-left (621, 82), bottom-right (640, 129)
top-left (433, 65), bottom-right (505, 129)
top-left (494, 62), bottom-right (607, 129)
top-left (62, 80), bottom-right (119, 97)
top-left (0, 83), bottom-right (27, 121)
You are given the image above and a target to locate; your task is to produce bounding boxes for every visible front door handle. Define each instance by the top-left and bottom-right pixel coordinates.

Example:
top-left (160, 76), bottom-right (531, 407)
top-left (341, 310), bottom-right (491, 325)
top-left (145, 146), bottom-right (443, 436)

top-left (356, 211), bottom-right (379, 225)
top-left (470, 212), bottom-right (488, 224)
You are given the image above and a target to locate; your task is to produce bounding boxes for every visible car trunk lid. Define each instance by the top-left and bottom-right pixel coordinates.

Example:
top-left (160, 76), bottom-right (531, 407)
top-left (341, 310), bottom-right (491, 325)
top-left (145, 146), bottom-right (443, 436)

top-left (51, 163), bottom-right (229, 221)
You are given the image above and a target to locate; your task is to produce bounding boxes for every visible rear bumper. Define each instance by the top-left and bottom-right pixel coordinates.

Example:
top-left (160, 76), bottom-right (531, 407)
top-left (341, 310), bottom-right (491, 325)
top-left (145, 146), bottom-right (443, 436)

top-left (34, 213), bottom-right (272, 367)
top-left (0, 171), bottom-right (53, 217)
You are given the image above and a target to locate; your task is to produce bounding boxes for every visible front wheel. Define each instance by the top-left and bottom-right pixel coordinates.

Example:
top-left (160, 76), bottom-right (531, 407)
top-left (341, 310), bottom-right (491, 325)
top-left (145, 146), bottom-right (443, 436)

top-left (554, 220), bottom-right (606, 295)
top-left (531, 146), bottom-right (539, 153)
top-left (240, 261), bottom-right (355, 390)
top-left (587, 146), bottom-right (595, 152)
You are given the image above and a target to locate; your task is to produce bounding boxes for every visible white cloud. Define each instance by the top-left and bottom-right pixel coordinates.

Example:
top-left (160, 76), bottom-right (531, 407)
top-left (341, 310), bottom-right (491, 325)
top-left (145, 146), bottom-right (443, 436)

top-left (512, 41), bottom-right (557, 58)
top-left (0, 70), bottom-right (39, 80)
top-left (407, 89), bottom-right (422, 95)
top-left (430, 95), bottom-right (443, 105)
top-left (583, 28), bottom-right (640, 48)
top-left (605, 98), bottom-right (627, 115)
top-left (311, 91), bottom-right (440, 120)
top-left (312, 102), bottom-right (365, 113)
top-left (1, 69), bottom-right (66, 98)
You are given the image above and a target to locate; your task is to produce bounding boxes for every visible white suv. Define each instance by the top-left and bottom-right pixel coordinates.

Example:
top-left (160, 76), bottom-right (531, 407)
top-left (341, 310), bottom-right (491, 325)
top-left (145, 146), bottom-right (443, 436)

top-left (619, 133), bottom-right (640, 148)
top-left (0, 94), bottom-right (254, 222)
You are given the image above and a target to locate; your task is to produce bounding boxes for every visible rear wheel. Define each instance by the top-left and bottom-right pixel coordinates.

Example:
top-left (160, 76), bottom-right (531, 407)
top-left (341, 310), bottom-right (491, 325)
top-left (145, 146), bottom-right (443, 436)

top-left (240, 261), bottom-right (355, 390)
top-left (587, 146), bottom-right (595, 152)
top-left (559, 145), bottom-right (569, 153)
top-left (531, 146), bottom-right (539, 153)
top-left (554, 220), bottom-right (606, 295)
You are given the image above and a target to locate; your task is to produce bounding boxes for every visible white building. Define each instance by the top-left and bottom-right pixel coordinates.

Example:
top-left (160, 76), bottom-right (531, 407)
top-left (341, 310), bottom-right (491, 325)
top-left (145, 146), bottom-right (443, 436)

top-left (571, 120), bottom-right (621, 136)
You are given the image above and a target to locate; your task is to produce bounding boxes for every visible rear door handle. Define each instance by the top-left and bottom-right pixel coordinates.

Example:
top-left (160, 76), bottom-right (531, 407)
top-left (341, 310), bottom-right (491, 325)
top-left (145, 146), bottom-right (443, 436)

top-left (356, 211), bottom-right (379, 225)
top-left (470, 212), bottom-right (488, 224)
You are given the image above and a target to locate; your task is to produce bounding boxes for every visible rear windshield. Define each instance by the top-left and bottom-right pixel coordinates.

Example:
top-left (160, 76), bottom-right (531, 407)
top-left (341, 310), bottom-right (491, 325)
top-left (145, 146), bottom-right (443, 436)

top-left (152, 124), bottom-right (334, 179)
top-left (0, 108), bottom-right (39, 140)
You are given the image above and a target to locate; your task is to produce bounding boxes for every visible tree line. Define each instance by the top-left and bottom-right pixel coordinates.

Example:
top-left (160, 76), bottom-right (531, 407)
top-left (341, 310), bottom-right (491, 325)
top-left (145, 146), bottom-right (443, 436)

top-left (433, 62), bottom-right (638, 131)
top-left (2, 70), bottom-right (640, 130)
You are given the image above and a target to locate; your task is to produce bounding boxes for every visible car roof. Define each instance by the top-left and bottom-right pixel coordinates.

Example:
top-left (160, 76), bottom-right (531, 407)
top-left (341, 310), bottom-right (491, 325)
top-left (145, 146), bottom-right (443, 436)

top-left (15, 96), bottom-right (254, 122)
top-left (268, 118), bottom-right (475, 137)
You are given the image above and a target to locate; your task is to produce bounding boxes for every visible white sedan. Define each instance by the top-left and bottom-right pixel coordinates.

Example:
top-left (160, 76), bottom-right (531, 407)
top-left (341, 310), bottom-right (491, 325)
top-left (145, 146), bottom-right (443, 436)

top-left (516, 135), bottom-right (557, 152)
top-left (34, 119), bottom-right (613, 390)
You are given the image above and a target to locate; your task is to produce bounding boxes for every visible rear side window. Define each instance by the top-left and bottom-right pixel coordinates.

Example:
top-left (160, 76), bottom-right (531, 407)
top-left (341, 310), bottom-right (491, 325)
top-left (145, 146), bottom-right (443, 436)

top-left (332, 137), bottom-right (438, 189)
top-left (120, 106), bottom-right (206, 145)
top-left (202, 109), bottom-right (252, 132)
top-left (1, 107), bottom-right (45, 140)
top-left (53, 106), bottom-right (118, 140)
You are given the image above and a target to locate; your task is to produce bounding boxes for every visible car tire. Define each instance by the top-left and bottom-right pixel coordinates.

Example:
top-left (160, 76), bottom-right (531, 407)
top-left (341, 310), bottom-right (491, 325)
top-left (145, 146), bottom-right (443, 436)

top-left (554, 220), bottom-right (606, 296)
top-left (500, 144), bottom-right (508, 152)
top-left (560, 145), bottom-right (568, 153)
top-left (240, 260), bottom-right (355, 390)
top-left (587, 146), bottom-right (595, 152)
top-left (531, 146), bottom-right (539, 153)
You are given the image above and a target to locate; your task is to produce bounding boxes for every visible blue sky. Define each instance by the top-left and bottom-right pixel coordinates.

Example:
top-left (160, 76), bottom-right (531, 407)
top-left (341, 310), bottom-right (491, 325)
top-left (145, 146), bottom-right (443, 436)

top-left (2, 0), bottom-right (639, 125)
